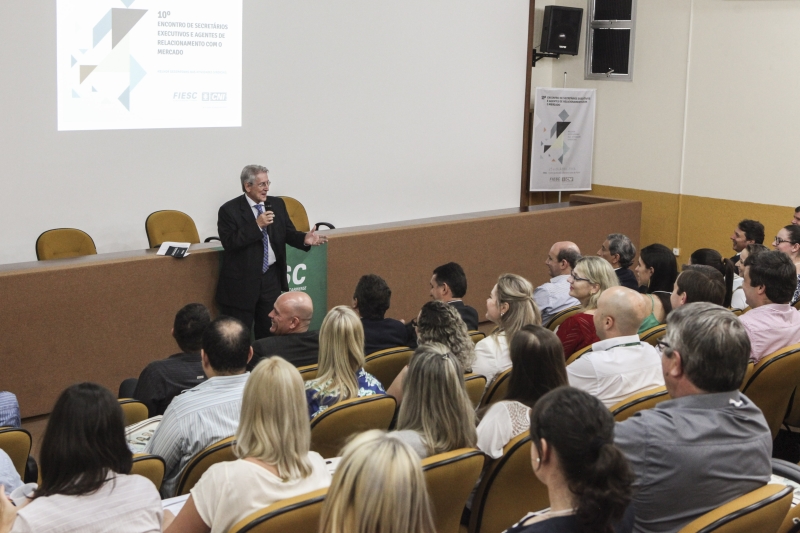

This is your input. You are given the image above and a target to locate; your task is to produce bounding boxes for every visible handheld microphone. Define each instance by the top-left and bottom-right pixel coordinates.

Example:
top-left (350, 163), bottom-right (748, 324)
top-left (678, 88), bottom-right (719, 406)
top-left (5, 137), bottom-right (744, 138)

top-left (265, 201), bottom-right (272, 210)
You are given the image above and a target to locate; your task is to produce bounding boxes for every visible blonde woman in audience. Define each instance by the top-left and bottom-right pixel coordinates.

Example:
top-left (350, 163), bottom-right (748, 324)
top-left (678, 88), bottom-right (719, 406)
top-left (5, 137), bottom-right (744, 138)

top-left (473, 273), bottom-right (541, 383)
top-left (773, 224), bottom-right (800, 304)
top-left (319, 430), bottom-right (435, 533)
top-left (391, 343), bottom-right (477, 458)
top-left (386, 300), bottom-right (475, 403)
top-left (0, 383), bottom-right (162, 533)
top-left (556, 257), bottom-right (618, 358)
top-left (506, 387), bottom-right (632, 533)
top-left (305, 306), bottom-right (384, 419)
top-left (163, 357), bottom-right (331, 533)
top-left (476, 325), bottom-right (567, 459)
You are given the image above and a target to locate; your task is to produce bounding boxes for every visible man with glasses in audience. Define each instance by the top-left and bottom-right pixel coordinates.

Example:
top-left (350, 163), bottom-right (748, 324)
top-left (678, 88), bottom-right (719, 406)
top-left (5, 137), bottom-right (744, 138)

top-left (615, 303), bottom-right (771, 533)
top-left (534, 242), bottom-right (581, 325)
top-left (597, 233), bottom-right (639, 290)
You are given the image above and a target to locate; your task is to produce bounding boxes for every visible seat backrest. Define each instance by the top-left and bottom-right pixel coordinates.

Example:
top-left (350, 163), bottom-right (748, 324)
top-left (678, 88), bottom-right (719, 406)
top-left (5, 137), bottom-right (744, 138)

top-left (741, 343), bottom-right (800, 439)
top-left (0, 427), bottom-right (32, 478)
top-left (421, 449), bottom-right (485, 533)
top-left (310, 395), bottom-right (396, 459)
top-left (463, 374), bottom-right (487, 408)
top-left (794, 300), bottom-right (800, 311)
top-left (478, 368), bottom-right (512, 409)
top-left (545, 306), bottom-right (582, 331)
top-left (609, 386), bottom-right (670, 422)
top-left (131, 453), bottom-right (166, 491)
top-left (639, 324), bottom-right (667, 346)
top-left (277, 196), bottom-right (311, 232)
top-left (297, 364), bottom-right (319, 381)
top-left (229, 487), bottom-right (327, 533)
top-left (469, 432), bottom-right (548, 533)
top-left (36, 228), bottom-right (97, 260)
top-left (677, 484), bottom-right (792, 533)
top-left (565, 344), bottom-right (593, 366)
top-left (118, 398), bottom-right (149, 426)
top-left (468, 330), bottom-right (486, 344)
top-left (176, 436), bottom-right (237, 495)
top-left (145, 210), bottom-right (200, 248)
top-left (363, 347), bottom-right (413, 389)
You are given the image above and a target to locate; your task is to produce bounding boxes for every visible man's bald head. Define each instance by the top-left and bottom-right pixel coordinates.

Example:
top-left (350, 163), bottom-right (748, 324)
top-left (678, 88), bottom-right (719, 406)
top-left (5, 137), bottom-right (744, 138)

top-left (269, 291), bottom-right (314, 335)
top-left (546, 241), bottom-right (582, 277)
top-left (593, 286), bottom-right (648, 339)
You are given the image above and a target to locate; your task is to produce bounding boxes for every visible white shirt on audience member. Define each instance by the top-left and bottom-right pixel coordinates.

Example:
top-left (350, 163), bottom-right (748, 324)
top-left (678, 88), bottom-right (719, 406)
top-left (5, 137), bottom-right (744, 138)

top-left (0, 448), bottom-right (22, 494)
top-left (10, 474), bottom-right (162, 533)
top-left (476, 401), bottom-right (530, 459)
top-left (731, 275), bottom-right (747, 310)
top-left (472, 333), bottom-right (509, 385)
top-left (190, 455), bottom-right (331, 533)
top-left (145, 373), bottom-right (249, 498)
top-left (567, 334), bottom-right (664, 408)
top-left (534, 275), bottom-right (580, 325)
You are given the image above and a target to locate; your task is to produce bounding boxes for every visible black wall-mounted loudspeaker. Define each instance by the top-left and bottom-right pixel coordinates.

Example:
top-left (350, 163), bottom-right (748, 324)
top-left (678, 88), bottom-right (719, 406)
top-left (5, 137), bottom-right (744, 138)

top-left (540, 6), bottom-right (584, 55)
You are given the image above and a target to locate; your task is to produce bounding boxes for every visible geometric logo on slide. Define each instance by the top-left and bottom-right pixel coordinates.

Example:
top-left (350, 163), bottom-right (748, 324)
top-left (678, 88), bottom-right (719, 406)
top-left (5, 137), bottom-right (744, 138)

top-left (74, 6), bottom-right (147, 110)
top-left (539, 109), bottom-right (572, 164)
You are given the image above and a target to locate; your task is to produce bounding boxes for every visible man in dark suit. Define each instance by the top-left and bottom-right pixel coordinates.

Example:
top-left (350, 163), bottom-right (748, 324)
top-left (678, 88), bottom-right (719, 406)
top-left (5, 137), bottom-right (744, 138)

top-left (249, 291), bottom-right (319, 369)
top-left (429, 262), bottom-right (479, 330)
top-left (216, 165), bottom-right (327, 339)
top-left (353, 274), bottom-right (411, 354)
top-left (598, 233), bottom-right (639, 291)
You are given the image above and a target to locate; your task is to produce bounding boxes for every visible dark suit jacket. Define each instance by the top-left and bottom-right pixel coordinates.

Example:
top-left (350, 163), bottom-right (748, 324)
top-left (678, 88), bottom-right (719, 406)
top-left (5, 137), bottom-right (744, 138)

top-left (250, 330), bottom-right (320, 370)
top-left (615, 267), bottom-right (639, 291)
top-left (363, 318), bottom-right (411, 355)
top-left (450, 300), bottom-right (479, 330)
top-left (216, 195), bottom-right (309, 310)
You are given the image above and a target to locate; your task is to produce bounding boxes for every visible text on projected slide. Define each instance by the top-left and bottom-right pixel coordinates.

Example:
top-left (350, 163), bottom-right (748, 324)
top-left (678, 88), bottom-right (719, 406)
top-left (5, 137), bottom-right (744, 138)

top-left (57, 0), bottom-right (242, 131)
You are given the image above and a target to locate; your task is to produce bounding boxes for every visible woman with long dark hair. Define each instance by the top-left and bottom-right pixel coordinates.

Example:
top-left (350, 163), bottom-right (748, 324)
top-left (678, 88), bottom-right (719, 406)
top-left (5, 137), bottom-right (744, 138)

top-left (506, 387), bottom-right (632, 533)
top-left (634, 244), bottom-right (678, 330)
top-left (689, 248), bottom-right (736, 308)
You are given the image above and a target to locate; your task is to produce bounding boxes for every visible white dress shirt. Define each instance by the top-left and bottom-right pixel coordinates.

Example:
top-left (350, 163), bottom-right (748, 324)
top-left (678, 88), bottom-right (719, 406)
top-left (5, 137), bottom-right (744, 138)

top-left (533, 275), bottom-right (580, 324)
top-left (245, 195), bottom-right (276, 267)
top-left (567, 334), bottom-right (664, 408)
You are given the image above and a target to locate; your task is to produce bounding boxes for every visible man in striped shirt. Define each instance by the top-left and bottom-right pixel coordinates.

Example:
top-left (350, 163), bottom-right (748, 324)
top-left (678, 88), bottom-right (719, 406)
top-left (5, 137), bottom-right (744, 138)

top-left (145, 316), bottom-right (252, 498)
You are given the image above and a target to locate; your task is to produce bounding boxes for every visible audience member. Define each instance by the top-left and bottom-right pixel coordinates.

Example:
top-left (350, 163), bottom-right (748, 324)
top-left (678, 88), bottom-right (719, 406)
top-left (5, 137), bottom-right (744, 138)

top-left (146, 316), bottom-right (252, 498)
top-left (319, 430), bottom-right (435, 533)
top-left (305, 306), bottom-right (384, 419)
top-left (353, 274), bottom-right (411, 354)
top-left (615, 302), bottom-right (771, 532)
top-left (690, 248), bottom-right (736, 308)
top-left (556, 257), bottom-right (618, 358)
top-left (793, 206), bottom-right (800, 225)
top-left (534, 242), bottom-right (581, 325)
top-left (506, 387), bottom-right (632, 533)
top-left (250, 291), bottom-right (319, 369)
top-left (733, 244), bottom-right (769, 309)
top-left (162, 357), bottom-right (331, 533)
top-left (567, 287), bottom-right (663, 407)
top-left (634, 244), bottom-right (677, 329)
top-left (132, 303), bottom-right (211, 417)
top-left (0, 383), bottom-right (162, 533)
top-left (597, 233), bottom-right (638, 290)
top-left (729, 219), bottom-right (765, 268)
top-left (670, 267), bottom-right (726, 310)
top-left (772, 224), bottom-right (800, 304)
top-left (0, 392), bottom-right (20, 428)
top-left (429, 262), bottom-right (480, 330)
top-left (391, 343), bottom-right (477, 458)
top-left (476, 325), bottom-right (567, 459)
top-left (739, 250), bottom-right (800, 363)
top-left (386, 301), bottom-right (475, 403)
top-left (0, 449), bottom-right (22, 494)
top-left (473, 274), bottom-right (541, 383)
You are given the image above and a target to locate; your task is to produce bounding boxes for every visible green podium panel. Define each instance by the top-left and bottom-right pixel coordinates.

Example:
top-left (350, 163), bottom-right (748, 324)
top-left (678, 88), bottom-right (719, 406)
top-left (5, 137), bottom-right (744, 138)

top-left (285, 245), bottom-right (328, 330)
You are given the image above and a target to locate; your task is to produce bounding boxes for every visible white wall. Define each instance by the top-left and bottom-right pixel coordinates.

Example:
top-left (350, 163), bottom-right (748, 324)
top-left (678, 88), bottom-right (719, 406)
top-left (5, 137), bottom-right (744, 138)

top-left (0, 1), bottom-right (530, 265)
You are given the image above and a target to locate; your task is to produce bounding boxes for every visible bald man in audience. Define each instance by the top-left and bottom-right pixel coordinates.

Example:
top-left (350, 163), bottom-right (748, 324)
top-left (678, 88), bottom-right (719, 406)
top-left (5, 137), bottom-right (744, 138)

top-left (250, 291), bottom-right (319, 369)
top-left (566, 286), bottom-right (663, 407)
top-left (615, 303), bottom-right (771, 533)
top-left (534, 241), bottom-right (581, 324)
top-left (670, 266), bottom-right (726, 310)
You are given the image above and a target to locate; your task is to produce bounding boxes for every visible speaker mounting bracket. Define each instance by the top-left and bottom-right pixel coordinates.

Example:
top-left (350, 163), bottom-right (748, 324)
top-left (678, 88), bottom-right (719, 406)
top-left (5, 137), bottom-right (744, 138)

top-left (532, 49), bottom-right (560, 67)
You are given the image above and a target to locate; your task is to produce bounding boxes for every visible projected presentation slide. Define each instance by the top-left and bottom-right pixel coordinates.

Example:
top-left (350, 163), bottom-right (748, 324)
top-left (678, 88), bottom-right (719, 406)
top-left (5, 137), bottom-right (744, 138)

top-left (56, 0), bottom-right (242, 131)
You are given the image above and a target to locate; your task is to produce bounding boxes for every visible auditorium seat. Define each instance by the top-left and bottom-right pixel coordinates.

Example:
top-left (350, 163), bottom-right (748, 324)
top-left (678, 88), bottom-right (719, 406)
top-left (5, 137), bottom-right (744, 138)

top-left (145, 210), bottom-right (200, 248)
top-left (35, 228), bottom-right (96, 260)
top-left (176, 435), bottom-right (236, 496)
top-left (468, 330), bottom-right (486, 344)
top-left (468, 432), bottom-right (548, 533)
top-left (228, 487), bottom-right (327, 533)
top-left (544, 305), bottom-right (581, 331)
top-left (309, 395), bottom-right (396, 459)
top-left (478, 368), bottom-right (511, 409)
top-left (118, 398), bottom-right (149, 426)
top-left (463, 374), bottom-right (487, 408)
top-left (676, 484), bottom-right (791, 533)
top-left (609, 386), bottom-right (669, 422)
top-left (0, 427), bottom-right (32, 478)
top-left (130, 453), bottom-right (166, 491)
top-left (639, 324), bottom-right (667, 346)
top-left (565, 344), bottom-right (592, 366)
top-left (277, 196), bottom-right (334, 233)
top-left (297, 364), bottom-right (318, 381)
top-left (421, 448), bottom-right (485, 533)
top-left (363, 347), bottom-right (413, 389)
top-left (739, 343), bottom-right (800, 439)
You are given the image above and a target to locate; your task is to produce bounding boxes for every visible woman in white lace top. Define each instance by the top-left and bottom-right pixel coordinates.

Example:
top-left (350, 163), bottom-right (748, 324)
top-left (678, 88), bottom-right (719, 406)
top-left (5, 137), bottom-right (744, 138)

top-left (476, 325), bottom-right (567, 459)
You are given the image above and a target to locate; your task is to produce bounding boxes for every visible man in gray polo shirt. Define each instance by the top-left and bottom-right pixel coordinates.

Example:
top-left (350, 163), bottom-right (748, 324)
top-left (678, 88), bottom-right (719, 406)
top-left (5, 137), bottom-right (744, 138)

top-left (615, 302), bottom-right (771, 533)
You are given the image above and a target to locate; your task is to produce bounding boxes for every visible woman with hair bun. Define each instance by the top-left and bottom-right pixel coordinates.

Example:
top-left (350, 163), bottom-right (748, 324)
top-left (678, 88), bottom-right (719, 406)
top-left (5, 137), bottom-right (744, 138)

top-left (506, 387), bottom-right (633, 533)
top-left (689, 248), bottom-right (737, 308)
